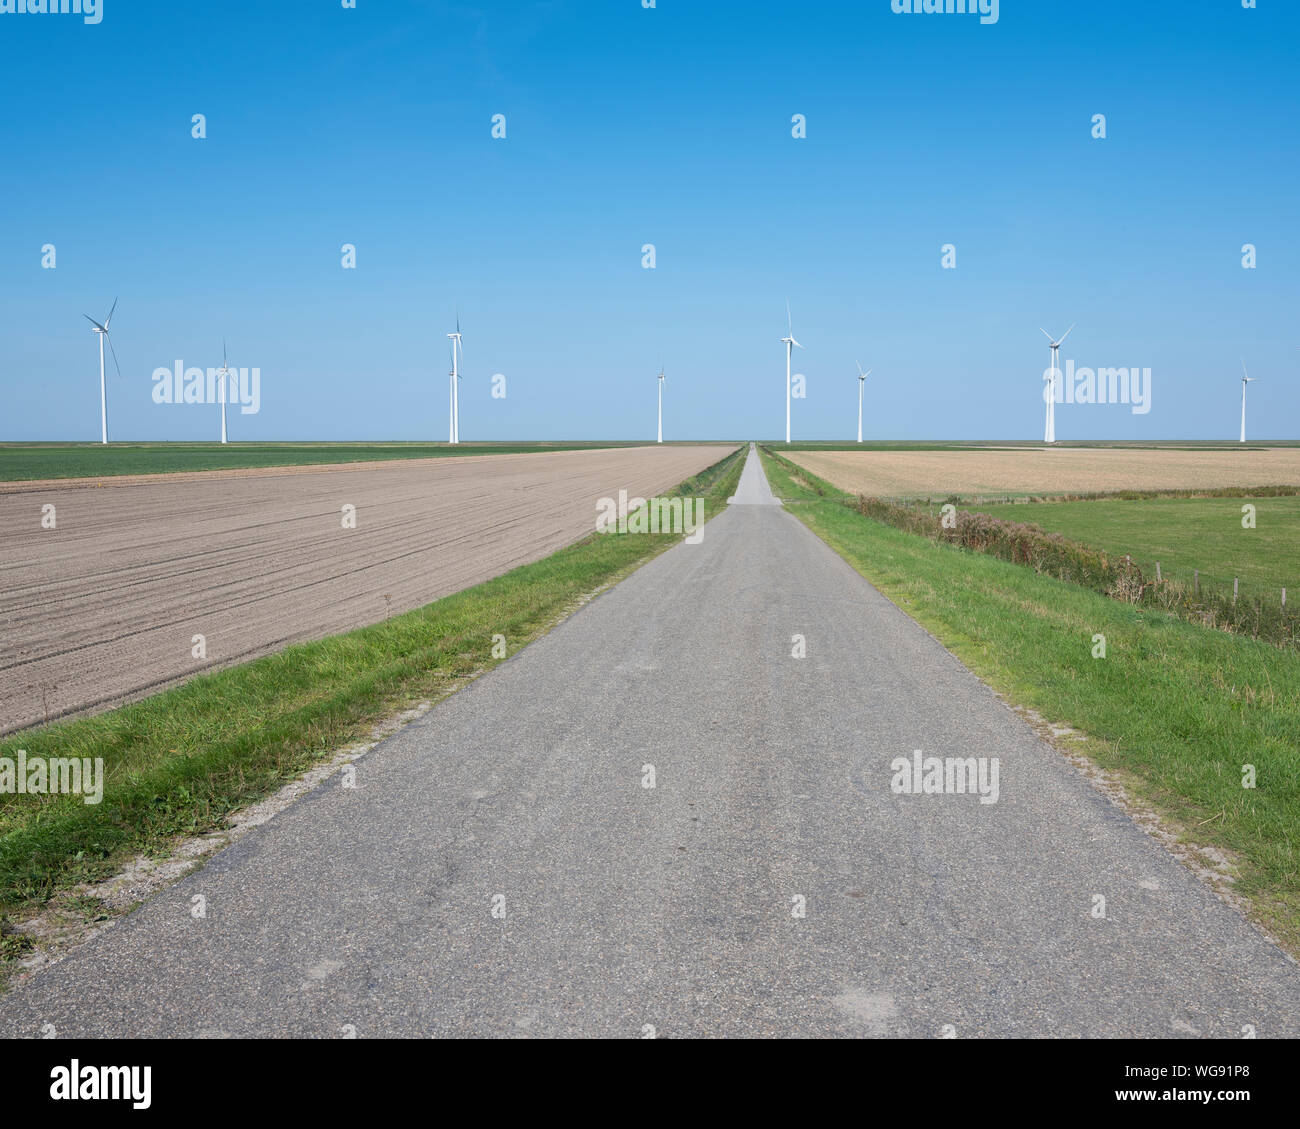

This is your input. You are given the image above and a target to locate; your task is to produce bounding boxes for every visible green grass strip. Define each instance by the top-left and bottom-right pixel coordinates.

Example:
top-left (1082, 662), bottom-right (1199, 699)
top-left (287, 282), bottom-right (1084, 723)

top-left (0, 442), bottom-right (668, 482)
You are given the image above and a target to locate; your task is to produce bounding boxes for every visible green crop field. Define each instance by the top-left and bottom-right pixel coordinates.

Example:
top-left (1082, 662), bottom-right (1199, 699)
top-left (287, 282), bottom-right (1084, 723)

top-left (0, 441), bottom-right (668, 482)
top-left (975, 496), bottom-right (1299, 598)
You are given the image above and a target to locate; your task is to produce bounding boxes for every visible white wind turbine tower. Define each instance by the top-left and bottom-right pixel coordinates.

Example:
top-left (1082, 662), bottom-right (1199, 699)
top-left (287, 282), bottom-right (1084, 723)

top-left (1040, 324), bottom-right (1074, 444)
top-left (83, 298), bottom-right (120, 445)
top-left (1240, 360), bottom-right (1259, 444)
top-left (216, 339), bottom-right (232, 444)
top-left (856, 362), bottom-right (871, 443)
top-left (657, 366), bottom-right (665, 443)
top-left (447, 315), bottom-right (463, 444)
top-left (781, 301), bottom-right (803, 444)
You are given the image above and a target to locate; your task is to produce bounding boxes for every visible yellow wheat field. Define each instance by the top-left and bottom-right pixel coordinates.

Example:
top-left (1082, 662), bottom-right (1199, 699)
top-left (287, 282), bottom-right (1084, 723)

top-left (784, 447), bottom-right (1300, 500)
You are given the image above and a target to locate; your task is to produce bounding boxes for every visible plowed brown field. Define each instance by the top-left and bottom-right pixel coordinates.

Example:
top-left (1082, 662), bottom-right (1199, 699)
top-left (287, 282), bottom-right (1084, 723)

top-left (0, 445), bottom-right (734, 734)
top-left (784, 448), bottom-right (1300, 500)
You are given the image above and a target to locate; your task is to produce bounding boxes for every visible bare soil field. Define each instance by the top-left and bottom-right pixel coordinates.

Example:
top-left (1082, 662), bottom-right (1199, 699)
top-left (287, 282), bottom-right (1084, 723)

top-left (784, 448), bottom-right (1300, 500)
top-left (0, 445), bottom-right (733, 734)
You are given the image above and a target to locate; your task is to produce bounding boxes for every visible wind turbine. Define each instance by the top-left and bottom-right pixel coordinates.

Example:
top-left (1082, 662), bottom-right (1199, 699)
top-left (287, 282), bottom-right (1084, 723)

top-left (781, 301), bottom-right (803, 444)
top-left (1040, 324), bottom-right (1074, 444)
top-left (856, 362), bottom-right (872, 443)
top-left (447, 315), bottom-right (463, 444)
top-left (83, 299), bottom-right (120, 445)
top-left (657, 366), bottom-right (665, 444)
top-left (216, 339), bottom-right (232, 444)
top-left (1240, 360), bottom-right (1259, 444)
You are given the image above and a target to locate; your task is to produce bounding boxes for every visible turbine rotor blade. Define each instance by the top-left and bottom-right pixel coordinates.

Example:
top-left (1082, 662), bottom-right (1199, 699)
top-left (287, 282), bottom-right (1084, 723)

top-left (106, 332), bottom-right (123, 380)
top-left (104, 297), bottom-right (118, 330)
top-left (1040, 328), bottom-right (1054, 342)
top-left (84, 315), bottom-right (106, 331)
top-left (1057, 323), bottom-right (1075, 346)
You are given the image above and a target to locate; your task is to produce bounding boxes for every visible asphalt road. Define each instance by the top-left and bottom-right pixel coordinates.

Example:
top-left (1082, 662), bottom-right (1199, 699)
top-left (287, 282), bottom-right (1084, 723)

top-left (3, 445), bottom-right (1298, 1037)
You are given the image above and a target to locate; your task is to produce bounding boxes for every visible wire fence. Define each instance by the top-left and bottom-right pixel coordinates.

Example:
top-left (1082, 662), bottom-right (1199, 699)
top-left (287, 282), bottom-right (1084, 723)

top-left (865, 496), bottom-right (1298, 648)
top-left (921, 495), bottom-right (1295, 611)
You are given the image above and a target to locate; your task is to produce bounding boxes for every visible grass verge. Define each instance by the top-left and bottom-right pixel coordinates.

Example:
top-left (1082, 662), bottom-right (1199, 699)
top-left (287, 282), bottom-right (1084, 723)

top-left (758, 446), bottom-right (1300, 952)
top-left (0, 448), bottom-right (743, 938)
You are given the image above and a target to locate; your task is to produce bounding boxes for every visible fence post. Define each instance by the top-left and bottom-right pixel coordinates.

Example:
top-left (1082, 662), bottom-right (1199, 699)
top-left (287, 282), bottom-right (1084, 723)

top-left (1233, 577), bottom-right (1239, 604)
top-left (1194, 569), bottom-right (1199, 596)
top-left (1156, 562), bottom-right (1161, 582)
top-left (1282, 587), bottom-right (1287, 609)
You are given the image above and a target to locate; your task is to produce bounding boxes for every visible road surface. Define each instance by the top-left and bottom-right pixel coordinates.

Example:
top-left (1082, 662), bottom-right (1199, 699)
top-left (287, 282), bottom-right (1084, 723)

top-left (2, 445), bottom-right (1297, 1037)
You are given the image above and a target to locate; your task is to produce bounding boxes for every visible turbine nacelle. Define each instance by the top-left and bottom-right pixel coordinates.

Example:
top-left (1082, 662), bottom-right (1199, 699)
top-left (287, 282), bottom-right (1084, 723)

top-left (1041, 323), bottom-right (1074, 350)
top-left (83, 298), bottom-right (118, 335)
top-left (82, 300), bottom-right (122, 379)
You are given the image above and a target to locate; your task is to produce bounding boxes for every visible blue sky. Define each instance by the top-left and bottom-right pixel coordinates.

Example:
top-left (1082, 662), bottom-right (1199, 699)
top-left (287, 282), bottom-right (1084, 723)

top-left (0, 0), bottom-right (1295, 442)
